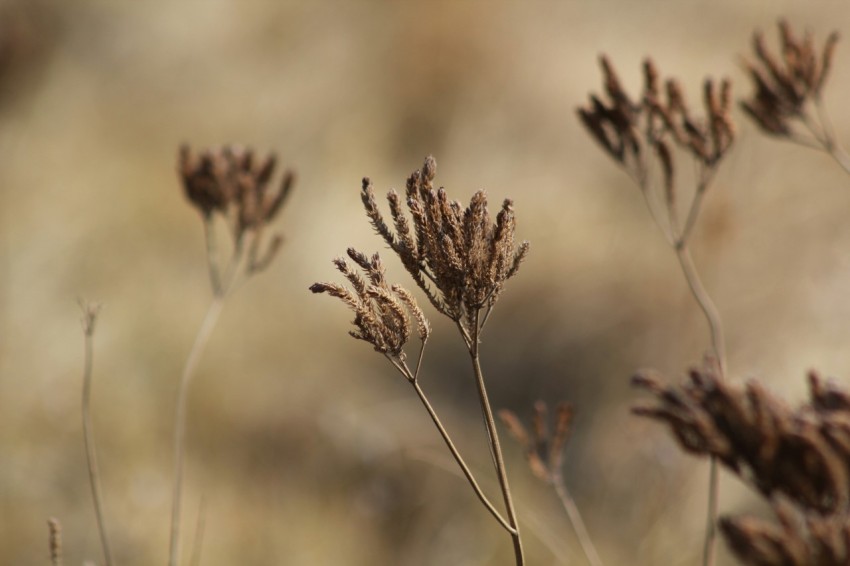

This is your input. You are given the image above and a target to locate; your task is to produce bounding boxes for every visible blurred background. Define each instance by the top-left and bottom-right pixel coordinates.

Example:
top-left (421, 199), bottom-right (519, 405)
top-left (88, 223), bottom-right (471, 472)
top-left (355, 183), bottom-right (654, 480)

top-left (3, 1), bottom-right (850, 564)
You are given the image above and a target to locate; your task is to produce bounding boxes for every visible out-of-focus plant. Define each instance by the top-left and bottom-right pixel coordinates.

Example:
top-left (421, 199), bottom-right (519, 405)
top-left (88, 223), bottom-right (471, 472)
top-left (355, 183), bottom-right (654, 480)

top-left (578, 54), bottom-right (735, 566)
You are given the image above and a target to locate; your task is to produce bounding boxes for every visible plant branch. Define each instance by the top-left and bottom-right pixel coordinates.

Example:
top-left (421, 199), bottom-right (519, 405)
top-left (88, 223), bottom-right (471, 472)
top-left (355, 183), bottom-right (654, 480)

top-left (467, 310), bottom-right (524, 565)
top-left (410, 379), bottom-right (516, 534)
top-left (813, 100), bottom-right (850, 176)
top-left (670, 181), bottom-right (726, 566)
top-left (202, 217), bottom-right (222, 296)
top-left (168, 296), bottom-right (226, 566)
top-left (189, 495), bottom-right (207, 566)
top-left (80, 302), bottom-right (114, 566)
top-left (551, 471), bottom-right (603, 566)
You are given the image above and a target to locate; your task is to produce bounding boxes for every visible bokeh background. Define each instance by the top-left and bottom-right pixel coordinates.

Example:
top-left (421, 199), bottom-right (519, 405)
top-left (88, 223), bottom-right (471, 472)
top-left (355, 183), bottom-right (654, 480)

top-left (3, 1), bottom-right (850, 564)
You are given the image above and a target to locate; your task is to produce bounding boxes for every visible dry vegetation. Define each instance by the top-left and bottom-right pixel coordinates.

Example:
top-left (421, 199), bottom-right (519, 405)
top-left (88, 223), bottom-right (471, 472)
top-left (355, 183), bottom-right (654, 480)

top-left (4, 3), bottom-right (850, 565)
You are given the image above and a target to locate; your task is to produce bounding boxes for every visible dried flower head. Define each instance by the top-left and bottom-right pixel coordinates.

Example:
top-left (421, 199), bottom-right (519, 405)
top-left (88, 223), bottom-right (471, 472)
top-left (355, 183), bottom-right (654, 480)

top-left (310, 249), bottom-right (430, 362)
top-left (499, 401), bottom-right (574, 483)
top-left (360, 155), bottom-right (529, 329)
top-left (178, 144), bottom-right (294, 243)
top-left (178, 145), bottom-right (294, 287)
top-left (578, 55), bottom-right (735, 181)
top-left (741, 19), bottom-right (840, 138)
top-left (720, 497), bottom-right (850, 566)
top-left (633, 367), bottom-right (850, 515)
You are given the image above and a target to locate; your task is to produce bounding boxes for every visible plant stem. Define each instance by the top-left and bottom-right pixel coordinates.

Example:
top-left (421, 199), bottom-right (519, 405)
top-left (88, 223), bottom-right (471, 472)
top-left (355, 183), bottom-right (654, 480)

top-left (673, 244), bottom-right (726, 376)
top-left (673, 241), bottom-right (724, 566)
top-left (703, 456), bottom-right (720, 566)
top-left (551, 472), bottom-right (603, 566)
top-left (410, 380), bottom-right (516, 534)
top-left (168, 296), bottom-right (225, 566)
top-left (81, 312), bottom-right (115, 566)
top-left (189, 496), bottom-right (207, 566)
top-left (813, 101), bottom-right (850, 176)
top-left (203, 218), bottom-right (222, 296)
top-left (662, 170), bottom-right (725, 566)
top-left (468, 310), bottom-right (524, 565)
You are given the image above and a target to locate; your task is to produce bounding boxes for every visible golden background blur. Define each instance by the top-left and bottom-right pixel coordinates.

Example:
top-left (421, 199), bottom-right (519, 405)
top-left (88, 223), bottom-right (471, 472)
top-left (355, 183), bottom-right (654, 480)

top-left (3, 1), bottom-right (850, 564)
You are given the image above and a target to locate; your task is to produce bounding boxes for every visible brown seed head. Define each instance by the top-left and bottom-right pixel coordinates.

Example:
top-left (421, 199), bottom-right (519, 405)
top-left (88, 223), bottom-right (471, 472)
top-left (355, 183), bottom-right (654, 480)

top-left (178, 144), bottom-right (294, 246)
top-left (741, 20), bottom-right (840, 138)
top-left (633, 366), bottom-right (850, 514)
top-left (360, 156), bottom-right (529, 330)
top-left (311, 251), bottom-right (431, 359)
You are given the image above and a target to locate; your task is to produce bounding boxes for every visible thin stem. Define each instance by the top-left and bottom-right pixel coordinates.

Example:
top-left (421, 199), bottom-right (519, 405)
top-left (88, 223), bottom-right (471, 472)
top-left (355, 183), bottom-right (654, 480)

top-left (189, 496), bottom-right (207, 566)
top-left (677, 172), bottom-right (712, 248)
top-left (551, 472), bottom-right (603, 566)
top-left (168, 296), bottom-right (226, 566)
top-left (410, 380), bottom-right (516, 534)
top-left (675, 245), bottom-right (724, 566)
top-left (673, 244), bottom-right (726, 376)
top-left (672, 214), bottom-right (725, 566)
top-left (656, 165), bottom-right (725, 566)
top-left (203, 217), bottom-right (222, 296)
top-left (703, 457), bottom-right (720, 566)
top-left (467, 310), bottom-right (524, 565)
top-left (626, 164), bottom-right (674, 246)
top-left (813, 99), bottom-right (850, 176)
top-left (80, 306), bottom-right (115, 566)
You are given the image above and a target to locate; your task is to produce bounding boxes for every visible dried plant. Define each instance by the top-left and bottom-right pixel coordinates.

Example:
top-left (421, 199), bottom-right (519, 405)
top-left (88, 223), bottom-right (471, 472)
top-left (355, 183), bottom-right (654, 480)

top-left (500, 402), bottom-right (603, 566)
top-left (360, 155), bottom-right (529, 337)
top-left (77, 300), bottom-right (113, 566)
top-left (47, 517), bottom-right (62, 566)
top-left (170, 145), bottom-right (294, 566)
top-left (740, 20), bottom-right (850, 175)
top-left (578, 55), bottom-right (736, 566)
top-left (633, 367), bottom-right (850, 565)
top-left (312, 156), bottom-right (529, 564)
top-left (179, 144), bottom-right (294, 293)
top-left (721, 498), bottom-right (850, 566)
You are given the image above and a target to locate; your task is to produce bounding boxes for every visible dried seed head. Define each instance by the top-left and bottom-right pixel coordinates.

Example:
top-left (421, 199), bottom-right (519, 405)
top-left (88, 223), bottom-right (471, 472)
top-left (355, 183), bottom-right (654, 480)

top-left (360, 156), bottom-right (529, 330)
top-left (720, 497), bottom-right (850, 566)
top-left (178, 144), bottom-right (294, 273)
top-left (311, 251), bottom-right (431, 359)
top-left (741, 20), bottom-right (840, 139)
top-left (579, 54), bottom-right (735, 199)
top-left (500, 400), bottom-right (576, 484)
top-left (633, 366), bottom-right (850, 514)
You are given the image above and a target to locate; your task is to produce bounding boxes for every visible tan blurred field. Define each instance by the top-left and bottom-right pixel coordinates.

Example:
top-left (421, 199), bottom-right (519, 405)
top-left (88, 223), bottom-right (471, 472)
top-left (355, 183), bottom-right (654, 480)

top-left (3, 1), bottom-right (850, 564)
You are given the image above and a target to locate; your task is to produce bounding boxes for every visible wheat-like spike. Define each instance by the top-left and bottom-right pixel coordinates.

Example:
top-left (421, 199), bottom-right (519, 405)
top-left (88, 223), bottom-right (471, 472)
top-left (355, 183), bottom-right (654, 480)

top-left (506, 241), bottom-right (530, 279)
top-left (392, 285), bottom-right (430, 341)
top-left (361, 178), bottom-right (397, 249)
top-left (309, 282), bottom-right (361, 310)
top-left (367, 286), bottom-right (410, 354)
top-left (346, 247), bottom-right (373, 273)
top-left (332, 257), bottom-right (368, 297)
top-left (368, 252), bottom-right (387, 288)
top-left (387, 189), bottom-right (418, 261)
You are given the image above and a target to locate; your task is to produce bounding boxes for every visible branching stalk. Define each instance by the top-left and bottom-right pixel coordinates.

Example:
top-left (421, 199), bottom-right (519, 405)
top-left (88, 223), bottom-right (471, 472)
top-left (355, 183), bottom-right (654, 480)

top-left (674, 206), bottom-right (726, 566)
top-left (411, 379), bottom-right (516, 534)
